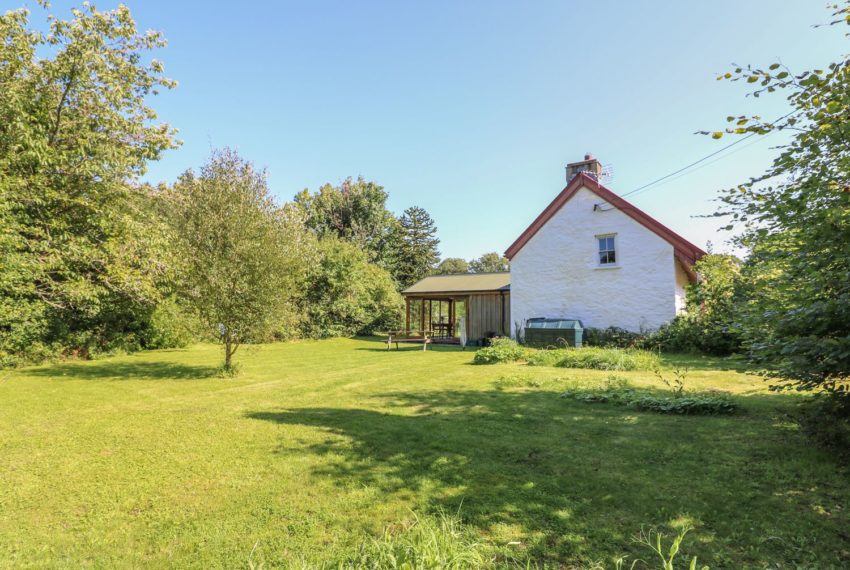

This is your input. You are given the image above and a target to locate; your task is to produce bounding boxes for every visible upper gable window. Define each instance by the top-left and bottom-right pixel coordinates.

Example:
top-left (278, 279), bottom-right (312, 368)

top-left (597, 234), bottom-right (616, 265)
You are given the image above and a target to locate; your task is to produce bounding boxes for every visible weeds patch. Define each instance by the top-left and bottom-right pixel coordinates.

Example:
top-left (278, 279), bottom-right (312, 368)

top-left (494, 373), bottom-right (575, 391)
top-left (527, 347), bottom-right (661, 371)
top-left (472, 338), bottom-right (528, 365)
top-left (561, 379), bottom-right (738, 416)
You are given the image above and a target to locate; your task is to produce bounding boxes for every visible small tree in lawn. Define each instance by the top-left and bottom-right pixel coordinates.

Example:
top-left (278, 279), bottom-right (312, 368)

top-left (391, 206), bottom-right (441, 288)
top-left (168, 149), bottom-right (308, 373)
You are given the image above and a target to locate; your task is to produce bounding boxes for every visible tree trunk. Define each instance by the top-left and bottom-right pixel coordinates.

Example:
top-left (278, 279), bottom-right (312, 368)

top-left (223, 330), bottom-right (236, 374)
top-left (225, 340), bottom-right (233, 370)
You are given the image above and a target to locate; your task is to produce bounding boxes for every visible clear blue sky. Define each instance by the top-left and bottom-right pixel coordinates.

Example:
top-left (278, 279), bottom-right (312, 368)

top-left (29, 1), bottom-right (848, 258)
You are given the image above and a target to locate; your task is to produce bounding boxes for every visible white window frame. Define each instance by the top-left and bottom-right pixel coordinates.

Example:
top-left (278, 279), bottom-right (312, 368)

top-left (595, 233), bottom-right (618, 267)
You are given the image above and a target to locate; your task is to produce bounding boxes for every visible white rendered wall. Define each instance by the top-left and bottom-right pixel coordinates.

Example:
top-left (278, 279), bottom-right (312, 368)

top-left (511, 185), bottom-right (679, 334)
top-left (674, 260), bottom-right (690, 314)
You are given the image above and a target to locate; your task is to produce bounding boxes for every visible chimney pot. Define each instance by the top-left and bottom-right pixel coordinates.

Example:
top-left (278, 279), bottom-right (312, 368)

top-left (566, 154), bottom-right (603, 182)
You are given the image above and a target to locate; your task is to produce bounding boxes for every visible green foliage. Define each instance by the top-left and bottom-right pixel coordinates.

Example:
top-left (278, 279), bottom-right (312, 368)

top-left (138, 297), bottom-right (201, 350)
top-left (167, 149), bottom-right (309, 371)
top-left (527, 347), bottom-right (661, 371)
top-left (391, 206), bottom-right (441, 288)
top-left (654, 366), bottom-right (690, 397)
top-left (435, 253), bottom-right (509, 276)
top-left (708, 4), bottom-right (850, 403)
top-left (471, 337), bottom-right (528, 364)
top-left (584, 327), bottom-right (646, 349)
top-left (624, 526), bottom-right (709, 570)
top-left (303, 238), bottom-right (403, 338)
top-left (584, 256), bottom-right (745, 357)
top-left (435, 257), bottom-right (470, 274)
top-left (0, 4), bottom-right (177, 365)
top-left (468, 252), bottom-right (509, 273)
top-left (293, 177), bottom-right (399, 270)
top-left (647, 255), bottom-right (744, 356)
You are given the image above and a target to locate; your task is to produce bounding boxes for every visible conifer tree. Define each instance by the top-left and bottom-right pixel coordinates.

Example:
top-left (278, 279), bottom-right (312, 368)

top-left (391, 206), bottom-right (440, 287)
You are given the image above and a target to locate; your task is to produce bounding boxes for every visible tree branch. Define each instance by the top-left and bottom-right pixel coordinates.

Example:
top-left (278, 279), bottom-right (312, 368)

top-left (49, 62), bottom-right (78, 146)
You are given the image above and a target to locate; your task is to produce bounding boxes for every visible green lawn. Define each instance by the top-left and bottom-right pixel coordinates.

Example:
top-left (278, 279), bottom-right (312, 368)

top-left (1, 338), bottom-right (848, 568)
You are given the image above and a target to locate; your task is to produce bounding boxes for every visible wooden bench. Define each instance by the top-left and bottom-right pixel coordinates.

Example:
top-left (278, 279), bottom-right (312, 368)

top-left (387, 330), bottom-right (432, 351)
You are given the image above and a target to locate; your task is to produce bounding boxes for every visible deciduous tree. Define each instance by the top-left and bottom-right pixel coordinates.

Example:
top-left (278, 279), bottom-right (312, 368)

top-left (469, 252), bottom-right (510, 273)
top-left (436, 258), bottom-right (470, 274)
top-left (293, 177), bottom-right (398, 268)
top-left (708, 2), bottom-right (850, 405)
top-left (168, 149), bottom-right (309, 372)
top-left (0, 4), bottom-right (177, 364)
top-left (302, 238), bottom-right (402, 338)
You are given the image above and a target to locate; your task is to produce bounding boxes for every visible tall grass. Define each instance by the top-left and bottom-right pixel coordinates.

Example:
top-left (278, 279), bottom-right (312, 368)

top-left (312, 512), bottom-right (710, 569)
top-left (322, 511), bottom-right (496, 569)
top-left (527, 346), bottom-right (661, 371)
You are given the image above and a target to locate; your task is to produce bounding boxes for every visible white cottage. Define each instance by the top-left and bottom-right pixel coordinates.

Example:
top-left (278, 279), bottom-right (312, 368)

top-left (505, 155), bottom-right (706, 334)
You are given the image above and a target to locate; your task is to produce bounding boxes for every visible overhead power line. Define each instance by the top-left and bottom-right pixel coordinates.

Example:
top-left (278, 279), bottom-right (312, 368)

top-left (618, 110), bottom-right (798, 200)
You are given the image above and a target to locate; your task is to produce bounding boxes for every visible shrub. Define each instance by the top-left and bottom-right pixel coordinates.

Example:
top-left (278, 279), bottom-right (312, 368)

top-left (472, 338), bottom-right (528, 365)
top-left (139, 297), bottom-right (200, 349)
top-left (583, 326), bottom-right (647, 349)
top-left (644, 315), bottom-right (742, 357)
top-left (303, 238), bottom-right (403, 338)
top-left (527, 347), bottom-right (661, 371)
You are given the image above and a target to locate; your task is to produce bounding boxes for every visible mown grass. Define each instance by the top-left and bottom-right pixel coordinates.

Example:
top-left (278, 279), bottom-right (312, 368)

top-left (1, 337), bottom-right (848, 568)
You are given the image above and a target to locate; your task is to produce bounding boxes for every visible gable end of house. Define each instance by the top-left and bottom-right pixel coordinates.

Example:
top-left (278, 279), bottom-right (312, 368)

top-left (504, 172), bottom-right (706, 280)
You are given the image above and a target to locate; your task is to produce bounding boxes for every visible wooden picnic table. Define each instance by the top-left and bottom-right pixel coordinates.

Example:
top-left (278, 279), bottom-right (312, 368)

top-left (386, 330), bottom-right (432, 351)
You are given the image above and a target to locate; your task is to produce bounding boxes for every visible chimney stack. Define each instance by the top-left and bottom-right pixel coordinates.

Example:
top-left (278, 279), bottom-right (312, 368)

top-left (566, 153), bottom-right (602, 181)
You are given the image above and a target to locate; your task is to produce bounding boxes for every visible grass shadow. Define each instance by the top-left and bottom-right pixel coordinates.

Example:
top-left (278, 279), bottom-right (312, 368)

top-left (246, 387), bottom-right (842, 566)
top-left (26, 361), bottom-right (220, 381)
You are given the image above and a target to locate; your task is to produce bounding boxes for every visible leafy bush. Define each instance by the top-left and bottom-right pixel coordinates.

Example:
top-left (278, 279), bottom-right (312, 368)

top-left (583, 326), bottom-right (647, 349)
top-left (303, 238), bottom-right (403, 338)
top-left (139, 297), bottom-right (200, 349)
top-left (527, 347), bottom-right (661, 371)
top-left (645, 315), bottom-right (742, 357)
top-left (472, 338), bottom-right (528, 365)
